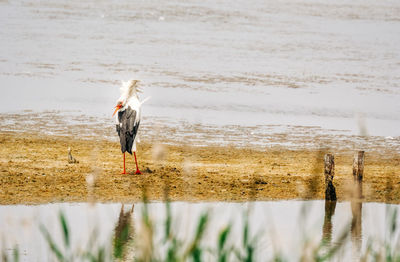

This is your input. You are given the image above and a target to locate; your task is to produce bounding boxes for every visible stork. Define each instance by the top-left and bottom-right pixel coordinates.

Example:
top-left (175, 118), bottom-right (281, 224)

top-left (113, 79), bottom-right (148, 175)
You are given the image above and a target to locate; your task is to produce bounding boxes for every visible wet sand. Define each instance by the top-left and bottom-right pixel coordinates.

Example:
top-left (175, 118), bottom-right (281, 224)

top-left (0, 131), bottom-right (399, 205)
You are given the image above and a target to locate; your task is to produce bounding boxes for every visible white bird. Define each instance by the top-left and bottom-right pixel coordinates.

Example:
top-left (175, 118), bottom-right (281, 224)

top-left (113, 79), bottom-right (149, 174)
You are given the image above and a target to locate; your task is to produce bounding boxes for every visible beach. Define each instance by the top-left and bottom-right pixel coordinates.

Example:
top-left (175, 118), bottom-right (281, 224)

top-left (1, 131), bottom-right (399, 205)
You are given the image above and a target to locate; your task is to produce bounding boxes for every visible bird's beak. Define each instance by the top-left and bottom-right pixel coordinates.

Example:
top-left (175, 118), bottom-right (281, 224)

top-left (112, 105), bottom-right (122, 117)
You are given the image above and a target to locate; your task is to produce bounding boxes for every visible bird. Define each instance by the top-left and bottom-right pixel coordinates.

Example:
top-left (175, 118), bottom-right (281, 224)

top-left (113, 79), bottom-right (149, 174)
top-left (67, 147), bottom-right (79, 164)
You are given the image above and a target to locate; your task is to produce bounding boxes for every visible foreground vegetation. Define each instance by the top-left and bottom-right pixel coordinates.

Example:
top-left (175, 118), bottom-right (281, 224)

top-left (2, 200), bottom-right (400, 262)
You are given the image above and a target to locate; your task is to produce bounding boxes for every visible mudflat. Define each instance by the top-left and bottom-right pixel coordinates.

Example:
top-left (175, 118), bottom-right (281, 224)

top-left (0, 132), bottom-right (399, 205)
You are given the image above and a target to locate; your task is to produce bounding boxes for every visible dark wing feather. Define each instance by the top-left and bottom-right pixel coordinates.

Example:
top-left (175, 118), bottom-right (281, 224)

top-left (116, 106), bottom-right (140, 154)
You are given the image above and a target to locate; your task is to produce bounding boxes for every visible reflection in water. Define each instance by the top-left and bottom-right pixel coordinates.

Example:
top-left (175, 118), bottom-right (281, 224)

top-left (113, 204), bottom-right (135, 260)
top-left (0, 201), bottom-right (398, 260)
top-left (320, 198), bottom-right (364, 261)
top-left (351, 152), bottom-right (363, 260)
top-left (351, 200), bottom-right (362, 260)
top-left (322, 200), bottom-right (337, 243)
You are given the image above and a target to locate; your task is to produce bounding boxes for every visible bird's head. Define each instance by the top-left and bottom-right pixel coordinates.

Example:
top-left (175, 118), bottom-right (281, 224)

top-left (112, 101), bottom-right (123, 117)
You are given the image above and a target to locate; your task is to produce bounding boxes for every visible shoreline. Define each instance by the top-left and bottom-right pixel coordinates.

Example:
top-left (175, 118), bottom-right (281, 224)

top-left (0, 131), bottom-right (399, 205)
top-left (1, 111), bottom-right (399, 153)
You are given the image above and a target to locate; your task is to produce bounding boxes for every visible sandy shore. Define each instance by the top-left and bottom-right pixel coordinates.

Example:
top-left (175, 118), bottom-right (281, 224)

top-left (0, 131), bottom-right (399, 205)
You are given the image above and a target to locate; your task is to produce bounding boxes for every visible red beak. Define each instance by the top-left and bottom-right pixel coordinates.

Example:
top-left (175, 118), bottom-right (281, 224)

top-left (112, 105), bottom-right (122, 117)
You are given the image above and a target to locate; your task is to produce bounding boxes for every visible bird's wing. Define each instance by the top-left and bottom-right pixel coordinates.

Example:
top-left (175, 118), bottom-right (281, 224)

top-left (127, 108), bottom-right (139, 135)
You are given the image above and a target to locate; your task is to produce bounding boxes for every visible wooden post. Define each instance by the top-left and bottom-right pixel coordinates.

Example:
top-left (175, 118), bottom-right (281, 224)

top-left (324, 154), bottom-right (337, 201)
top-left (353, 151), bottom-right (364, 198)
top-left (353, 151), bottom-right (364, 182)
top-left (351, 151), bottom-right (364, 259)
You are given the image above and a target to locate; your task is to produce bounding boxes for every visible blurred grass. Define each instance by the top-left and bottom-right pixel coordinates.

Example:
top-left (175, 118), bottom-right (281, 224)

top-left (1, 201), bottom-right (400, 261)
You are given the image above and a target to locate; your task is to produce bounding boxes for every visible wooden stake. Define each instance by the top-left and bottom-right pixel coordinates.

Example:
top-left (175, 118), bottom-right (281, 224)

top-left (353, 151), bottom-right (364, 198)
top-left (353, 151), bottom-right (364, 182)
top-left (324, 154), bottom-right (337, 201)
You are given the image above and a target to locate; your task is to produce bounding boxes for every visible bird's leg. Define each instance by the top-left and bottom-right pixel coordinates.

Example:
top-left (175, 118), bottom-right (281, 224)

top-left (121, 153), bottom-right (127, 174)
top-left (134, 152), bottom-right (141, 174)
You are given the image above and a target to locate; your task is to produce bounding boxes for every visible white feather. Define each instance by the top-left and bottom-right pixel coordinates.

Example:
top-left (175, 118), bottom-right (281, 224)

top-left (118, 79), bottom-right (140, 105)
top-left (140, 96), bottom-right (151, 106)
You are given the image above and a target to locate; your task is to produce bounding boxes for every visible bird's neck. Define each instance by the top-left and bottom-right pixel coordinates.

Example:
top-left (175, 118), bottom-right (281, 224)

top-left (120, 93), bottom-right (138, 104)
top-left (120, 95), bottom-right (139, 110)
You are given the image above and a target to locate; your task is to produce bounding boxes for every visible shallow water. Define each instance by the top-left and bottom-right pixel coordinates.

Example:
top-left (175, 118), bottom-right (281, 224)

top-left (1, 200), bottom-right (399, 261)
top-left (1, 111), bottom-right (399, 152)
top-left (1, 0), bottom-right (400, 147)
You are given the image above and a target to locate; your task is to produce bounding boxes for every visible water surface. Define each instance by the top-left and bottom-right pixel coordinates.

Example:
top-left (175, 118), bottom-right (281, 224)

top-left (1, 0), bottom-right (400, 148)
top-left (1, 200), bottom-right (399, 261)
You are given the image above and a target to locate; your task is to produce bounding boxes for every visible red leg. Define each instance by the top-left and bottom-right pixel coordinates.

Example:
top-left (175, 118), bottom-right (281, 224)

top-left (134, 152), bottom-right (141, 174)
top-left (121, 153), bottom-right (127, 174)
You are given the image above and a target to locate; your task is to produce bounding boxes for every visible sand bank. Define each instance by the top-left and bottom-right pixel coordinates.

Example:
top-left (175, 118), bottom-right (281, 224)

top-left (0, 132), bottom-right (399, 205)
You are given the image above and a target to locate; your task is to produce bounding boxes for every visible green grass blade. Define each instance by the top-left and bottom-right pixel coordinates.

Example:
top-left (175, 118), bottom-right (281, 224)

top-left (245, 246), bottom-right (254, 262)
top-left (184, 212), bottom-right (209, 261)
top-left (12, 247), bottom-right (19, 262)
top-left (243, 217), bottom-right (249, 247)
top-left (390, 208), bottom-right (398, 236)
top-left (165, 201), bottom-right (172, 242)
top-left (96, 247), bottom-right (105, 262)
top-left (217, 225), bottom-right (231, 262)
top-left (59, 212), bottom-right (70, 248)
top-left (40, 224), bottom-right (65, 262)
top-left (218, 226), bottom-right (231, 252)
top-left (192, 247), bottom-right (202, 262)
top-left (195, 213), bottom-right (208, 242)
